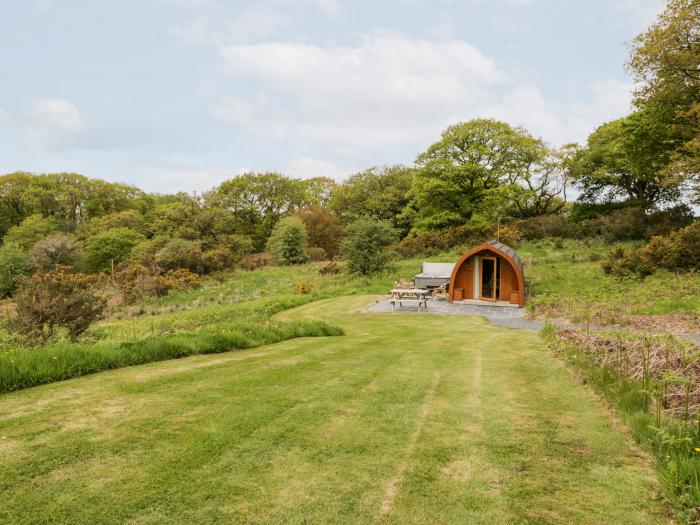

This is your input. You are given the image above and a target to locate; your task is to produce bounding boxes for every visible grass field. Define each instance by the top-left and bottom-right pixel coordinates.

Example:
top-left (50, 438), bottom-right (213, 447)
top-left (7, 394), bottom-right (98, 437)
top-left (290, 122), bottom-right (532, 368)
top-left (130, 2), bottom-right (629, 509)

top-left (0, 296), bottom-right (668, 523)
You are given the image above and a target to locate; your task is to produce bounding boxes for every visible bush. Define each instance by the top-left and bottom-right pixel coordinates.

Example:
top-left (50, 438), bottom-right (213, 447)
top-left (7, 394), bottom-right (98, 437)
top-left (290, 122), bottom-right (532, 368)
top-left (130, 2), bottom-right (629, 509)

top-left (494, 224), bottom-right (522, 248)
top-left (29, 234), bottom-right (82, 271)
top-left (84, 227), bottom-right (145, 273)
top-left (151, 268), bottom-right (201, 297)
top-left (296, 280), bottom-right (316, 294)
top-left (341, 218), bottom-right (398, 275)
top-left (308, 247), bottom-right (328, 262)
top-left (266, 217), bottom-right (309, 265)
top-left (239, 252), bottom-right (274, 271)
top-left (642, 221), bottom-right (700, 272)
top-left (601, 245), bottom-right (654, 278)
top-left (10, 267), bottom-right (106, 342)
top-left (603, 221), bottom-right (700, 278)
top-left (514, 214), bottom-right (574, 240)
top-left (319, 261), bottom-right (342, 274)
top-left (0, 243), bottom-right (29, 296)
top-left (392, 224), bottom-right (488, 257)
top-left (155, 238), bottom-right (205, 273)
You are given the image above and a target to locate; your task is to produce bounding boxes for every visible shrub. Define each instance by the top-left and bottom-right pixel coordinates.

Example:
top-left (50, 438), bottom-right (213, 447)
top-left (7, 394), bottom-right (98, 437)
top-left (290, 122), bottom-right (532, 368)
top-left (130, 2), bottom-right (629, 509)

top-left (341, 218), bottom-right (398, 275)
top-left (5, 214), bottom-right (59, 250)
top-left (319, 261), bottom-right (342, 274)
top-left (308, 247), bottom-right (328, 262)
top-left (266, 217), bottom-right (309, 265)
top-left (151, 269), bottom-right (201, 297)
top-left (29, 234), bottom-right (82, 271)
top-left (392, 224), bottom-right (488, 258)
top-left (296, 280), bottom-right (316, 295)
top-left (514, 214), bottom-right (574, 240)
top-left (601, 245), bottom-right (654, 278)
top-left (201, 247), bottom-right (236, 273)
top-left (239, 252), bottom-right (274, 271)
top-left (155, 238), bottom-right (205, 273)
top-left (642, 221), bottom-right (700, 272)
top-left (0, 243), bottom-right (29, 296)
top-left (117, 264), bottom-right (199, 303)
top-left (494, 224), bottom-right (522, 248)
top-left (10, 267), bottom-right (106, 342)
top-left (84, 227), bottom-right (145, 273)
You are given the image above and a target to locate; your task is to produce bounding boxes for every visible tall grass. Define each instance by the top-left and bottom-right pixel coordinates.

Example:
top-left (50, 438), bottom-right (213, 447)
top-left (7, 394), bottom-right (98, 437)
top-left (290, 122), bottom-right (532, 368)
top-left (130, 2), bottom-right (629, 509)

top-left (0, 320), bottom-right (343, 394)
top-left (544, 325), bottom-right (700, 521)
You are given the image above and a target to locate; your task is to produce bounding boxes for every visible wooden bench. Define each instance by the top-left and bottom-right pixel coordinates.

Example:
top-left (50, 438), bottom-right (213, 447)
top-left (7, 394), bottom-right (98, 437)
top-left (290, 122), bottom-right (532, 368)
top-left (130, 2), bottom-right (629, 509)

top-left (389, 288), bottom-right (429, 311)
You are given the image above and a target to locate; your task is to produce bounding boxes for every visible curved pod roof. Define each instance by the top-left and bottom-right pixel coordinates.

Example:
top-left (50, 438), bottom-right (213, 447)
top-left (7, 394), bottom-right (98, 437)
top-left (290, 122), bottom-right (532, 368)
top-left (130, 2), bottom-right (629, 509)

top-left (448, 241), bottom-right (525, 307)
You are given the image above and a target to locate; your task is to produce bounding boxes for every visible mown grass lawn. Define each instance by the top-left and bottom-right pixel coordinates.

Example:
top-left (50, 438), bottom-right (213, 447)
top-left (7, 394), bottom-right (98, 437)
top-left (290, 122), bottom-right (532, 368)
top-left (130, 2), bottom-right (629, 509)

top-left (0, 296), bottom-right (668, 523)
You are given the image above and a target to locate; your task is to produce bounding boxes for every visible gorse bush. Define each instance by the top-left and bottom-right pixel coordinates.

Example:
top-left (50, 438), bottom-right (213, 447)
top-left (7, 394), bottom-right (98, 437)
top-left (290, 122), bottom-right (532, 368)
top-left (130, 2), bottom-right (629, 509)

top-left (601, 245), bottom-right (654, 278)
top-left (602, 221), bottom-right (700, 277)
top-left (10, 267), bottom-right (107, 343)
top-left (341, 218), bottom-right (398, 275)
top-left (117, 264), bottom-right (200, 303)
top-left (266, 216), bottom-right (309, 265)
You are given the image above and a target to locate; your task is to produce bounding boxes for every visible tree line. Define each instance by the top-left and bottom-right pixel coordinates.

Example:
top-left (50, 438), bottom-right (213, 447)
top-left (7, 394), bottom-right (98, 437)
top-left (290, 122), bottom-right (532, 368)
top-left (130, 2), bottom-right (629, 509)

top-left (0, 1), bottom-right (696, 293)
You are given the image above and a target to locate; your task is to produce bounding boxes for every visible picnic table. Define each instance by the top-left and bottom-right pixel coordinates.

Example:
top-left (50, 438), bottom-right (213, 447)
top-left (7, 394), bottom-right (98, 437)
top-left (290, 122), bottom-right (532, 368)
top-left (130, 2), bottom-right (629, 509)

top-left (390, 288), bottom-right (430, 311)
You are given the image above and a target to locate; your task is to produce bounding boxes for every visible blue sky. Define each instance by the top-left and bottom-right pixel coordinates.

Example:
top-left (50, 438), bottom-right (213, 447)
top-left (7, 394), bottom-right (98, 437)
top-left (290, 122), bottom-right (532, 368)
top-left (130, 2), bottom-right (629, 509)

top-left (0, 0), bottom-right (664, 193)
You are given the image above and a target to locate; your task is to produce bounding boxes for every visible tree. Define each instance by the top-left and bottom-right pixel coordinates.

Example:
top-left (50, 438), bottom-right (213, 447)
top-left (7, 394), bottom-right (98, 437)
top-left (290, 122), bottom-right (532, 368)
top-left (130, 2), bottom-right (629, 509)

top-left (629, 0), bottom-right (700, 201)
top-left (295, 206), bottom-right (345, 259)
top-left (303, 177), bottom-right (337, 207)
top-left (205, 172), bottom-right (311, 250)
top-left (408, 119), bottom-right (547, 231)
top-left (0, 172), bottom-right (34, 237)
top-left (77, 209), bottom-right (148, 239)
top-left (83, 228), bottom-right (145, 273)
top-left (4, 214), bottom-right (59, 250)
top-left (0, 243), bottom-right (29, 296)
top-left (329, 165), bottom-right (414, 235)
top-left (266, 217), bottom-right (309, 265)
top-left (340, 218), bottom-right (398, 275)
top-left (569, 108), bottom-right (684, 207)
top-left (29, 235), bottom-right (82, 272)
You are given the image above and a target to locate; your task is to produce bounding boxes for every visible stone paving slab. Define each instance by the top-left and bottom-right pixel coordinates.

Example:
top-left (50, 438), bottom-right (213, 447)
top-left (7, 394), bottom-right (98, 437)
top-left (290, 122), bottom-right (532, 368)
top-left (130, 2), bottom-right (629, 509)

top-left (367, 299), bottom-right (544, 331)
top-left (367, 299), bottom-right (700, 344)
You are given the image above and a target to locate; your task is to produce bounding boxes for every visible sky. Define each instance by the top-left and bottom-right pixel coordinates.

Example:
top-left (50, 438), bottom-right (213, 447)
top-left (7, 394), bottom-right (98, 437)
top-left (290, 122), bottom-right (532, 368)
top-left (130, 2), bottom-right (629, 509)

top-left (0, 0), bottom-right (665, 194)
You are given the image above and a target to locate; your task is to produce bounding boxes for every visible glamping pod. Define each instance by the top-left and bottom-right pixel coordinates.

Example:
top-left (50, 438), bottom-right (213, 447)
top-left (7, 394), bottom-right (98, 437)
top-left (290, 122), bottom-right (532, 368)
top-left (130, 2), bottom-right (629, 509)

top-left (448, 241), bottom-right (525, 307)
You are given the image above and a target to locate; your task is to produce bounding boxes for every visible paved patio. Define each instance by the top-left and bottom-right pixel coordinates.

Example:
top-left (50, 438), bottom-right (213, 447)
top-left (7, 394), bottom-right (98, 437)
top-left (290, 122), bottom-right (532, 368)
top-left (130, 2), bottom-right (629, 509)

top-left (367, 298), bottom-right (544, 331)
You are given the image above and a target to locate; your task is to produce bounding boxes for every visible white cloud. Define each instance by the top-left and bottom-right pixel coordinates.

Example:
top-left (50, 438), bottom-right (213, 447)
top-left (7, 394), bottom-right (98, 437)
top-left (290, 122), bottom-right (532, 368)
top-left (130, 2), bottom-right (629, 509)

top-left (27, 98), bottom-right (88, 139)
top-left (613, 0), bottom-right (665, 30)
top-left (0, 109), bottom-right (8, 121)
top-left (566, 79), bottom-right (634, 142)
top-left (150, 167), bottom-right (244, 193)
top-left (287, 157), bottom-right (353, 180)
top-left (213, 33), bottom-right (505, 153)
top-left (208, 32), bottom-right (635, 153)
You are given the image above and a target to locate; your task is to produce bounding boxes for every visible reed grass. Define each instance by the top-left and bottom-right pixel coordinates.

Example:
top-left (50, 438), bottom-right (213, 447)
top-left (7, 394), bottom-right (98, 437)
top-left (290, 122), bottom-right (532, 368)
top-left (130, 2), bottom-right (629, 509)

top-left (0, 320), bottom-right (342, 394)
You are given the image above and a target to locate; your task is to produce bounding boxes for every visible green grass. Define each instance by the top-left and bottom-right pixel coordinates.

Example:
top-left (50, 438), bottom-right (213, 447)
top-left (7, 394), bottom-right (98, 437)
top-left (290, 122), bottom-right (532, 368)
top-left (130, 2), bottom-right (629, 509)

top-left (0, 296), bottom-right (669, 523)
top-left (544, 326), bottom-right (700, 521)
top-left (518, 239), bottom-right (700, 328)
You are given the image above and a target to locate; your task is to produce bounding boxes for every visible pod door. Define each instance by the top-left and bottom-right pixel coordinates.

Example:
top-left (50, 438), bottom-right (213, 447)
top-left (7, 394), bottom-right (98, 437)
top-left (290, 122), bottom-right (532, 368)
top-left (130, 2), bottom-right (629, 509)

top-left (479, 256), bottom-right (498, 301)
